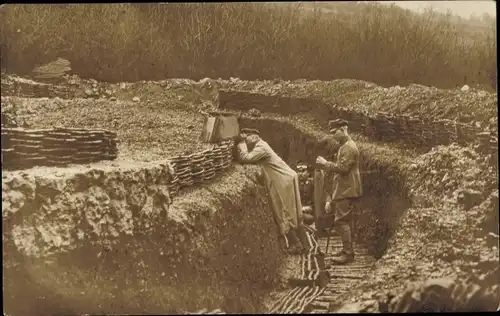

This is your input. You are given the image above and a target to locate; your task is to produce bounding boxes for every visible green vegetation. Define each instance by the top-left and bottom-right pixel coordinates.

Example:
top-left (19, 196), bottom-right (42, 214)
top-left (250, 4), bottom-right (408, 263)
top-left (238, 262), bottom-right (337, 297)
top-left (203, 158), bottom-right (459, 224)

top-left (0, 3), bottom-right (496, 89)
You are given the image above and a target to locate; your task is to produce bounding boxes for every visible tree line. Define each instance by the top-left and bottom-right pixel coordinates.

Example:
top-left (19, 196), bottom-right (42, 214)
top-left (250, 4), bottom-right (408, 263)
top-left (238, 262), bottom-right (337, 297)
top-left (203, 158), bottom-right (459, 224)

top-left (0, 3), bottom-right (496, 90)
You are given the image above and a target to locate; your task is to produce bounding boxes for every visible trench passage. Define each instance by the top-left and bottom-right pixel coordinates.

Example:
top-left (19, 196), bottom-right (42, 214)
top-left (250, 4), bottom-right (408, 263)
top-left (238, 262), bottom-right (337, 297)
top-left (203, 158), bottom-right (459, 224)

top-left (264, 212), bottom-right (378, 314)
top-left (252, 133), bottom-right (409, 313)
top-left (191, 153), bottom-right (405, 314)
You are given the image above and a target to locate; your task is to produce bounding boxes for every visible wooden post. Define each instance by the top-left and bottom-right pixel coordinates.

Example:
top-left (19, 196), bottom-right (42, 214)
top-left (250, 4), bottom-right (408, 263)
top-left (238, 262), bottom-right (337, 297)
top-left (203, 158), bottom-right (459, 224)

top-left (313, 168), bottom-right (325, 229)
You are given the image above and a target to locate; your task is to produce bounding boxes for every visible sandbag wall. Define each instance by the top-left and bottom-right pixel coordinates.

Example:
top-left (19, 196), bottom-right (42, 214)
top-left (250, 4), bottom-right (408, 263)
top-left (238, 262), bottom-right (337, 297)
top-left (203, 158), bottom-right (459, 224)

top-left (0, 125), bottom-right (235, 198)
top-left (1, 127), bottom-right (118, 169)
top-left (166, 139), bottom-right (234, 197)
top-left (219, 90), bottom-right (498, 165)
top-left (332, 107), bottom-right (498, 157)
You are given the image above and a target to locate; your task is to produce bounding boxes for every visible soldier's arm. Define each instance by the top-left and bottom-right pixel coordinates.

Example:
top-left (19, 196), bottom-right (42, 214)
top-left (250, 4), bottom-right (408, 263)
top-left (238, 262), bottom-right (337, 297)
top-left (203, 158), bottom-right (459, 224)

top-left (238, 142), bottom-right (269, 163)
top-left (324, 146), bottom-right (355, 174)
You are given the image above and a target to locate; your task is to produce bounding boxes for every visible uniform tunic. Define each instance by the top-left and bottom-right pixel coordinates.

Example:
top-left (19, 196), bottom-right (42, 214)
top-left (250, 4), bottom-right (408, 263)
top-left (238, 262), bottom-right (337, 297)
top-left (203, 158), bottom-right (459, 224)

top-left (238, 139), bottom-right (303, 236)
top-left (324, 137), bottom-right (362, 223)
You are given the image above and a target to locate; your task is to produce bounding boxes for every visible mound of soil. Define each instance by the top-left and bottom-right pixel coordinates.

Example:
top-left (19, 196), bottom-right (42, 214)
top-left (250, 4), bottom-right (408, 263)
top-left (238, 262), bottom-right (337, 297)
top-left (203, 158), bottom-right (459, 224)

top-left (3, 163), bottom-right (286, 315)
top-left (217, 77), bottom-right (498, 127)
top-left (3, 73), bottom-right (497, 127)
top-left (408, 143), bottom-right (498, 208)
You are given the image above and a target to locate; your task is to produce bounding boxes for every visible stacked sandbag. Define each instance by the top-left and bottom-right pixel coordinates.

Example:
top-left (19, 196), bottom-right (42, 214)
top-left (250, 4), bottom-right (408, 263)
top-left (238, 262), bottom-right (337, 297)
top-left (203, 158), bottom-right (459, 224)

top-left (190, 152), bottom-right (205, 184)
top-left (166, 139), bottom-right (235, 194)
top-left (167, 167), bottom-right (180, 197)
top-left (169, 155), bottom-right (193, 189)
top-left (1, 127), bottom-right (118, 169)
top-left (201, 148), bottom-right (216, 181)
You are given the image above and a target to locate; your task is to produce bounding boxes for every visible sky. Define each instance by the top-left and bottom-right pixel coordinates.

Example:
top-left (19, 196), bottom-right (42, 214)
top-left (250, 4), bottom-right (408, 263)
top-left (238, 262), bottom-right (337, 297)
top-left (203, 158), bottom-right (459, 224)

top-left (379, 1), bottom-right (496, 18)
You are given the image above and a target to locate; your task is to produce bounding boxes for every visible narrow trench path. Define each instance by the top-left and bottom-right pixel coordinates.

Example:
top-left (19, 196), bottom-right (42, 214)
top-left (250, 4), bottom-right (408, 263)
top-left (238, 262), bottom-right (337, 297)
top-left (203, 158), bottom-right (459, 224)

top-left (309, 236), bottom-right (376, 313)
top-left (268, 228), bottom-right (375, 314)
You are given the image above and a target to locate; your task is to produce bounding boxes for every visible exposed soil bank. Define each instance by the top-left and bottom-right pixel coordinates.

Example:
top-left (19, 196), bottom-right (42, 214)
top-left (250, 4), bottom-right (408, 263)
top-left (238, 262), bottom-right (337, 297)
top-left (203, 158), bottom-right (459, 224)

top-left (3, 163), bottom-right (285, 315)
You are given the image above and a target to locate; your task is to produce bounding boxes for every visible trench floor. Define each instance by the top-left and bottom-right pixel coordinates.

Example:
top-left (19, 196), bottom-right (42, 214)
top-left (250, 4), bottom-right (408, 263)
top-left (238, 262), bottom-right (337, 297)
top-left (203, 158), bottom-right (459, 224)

top-left (267, 232), bottom-right (375, 314)
top-left (309, 236), bottom-right (375, 313)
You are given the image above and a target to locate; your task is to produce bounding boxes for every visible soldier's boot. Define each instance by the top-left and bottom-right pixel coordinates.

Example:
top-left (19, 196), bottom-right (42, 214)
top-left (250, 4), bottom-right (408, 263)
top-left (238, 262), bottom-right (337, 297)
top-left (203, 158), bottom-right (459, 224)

top-left (331, 223), bottom-right (354, 264)
top-left (278, 235), bottom-right (289, 253)
top-left (296, 224), bottom-right (312, 252)
top-left (316, 215), bottom-right (335, 238)
top-left (286, 229), bottom-right (305, 255)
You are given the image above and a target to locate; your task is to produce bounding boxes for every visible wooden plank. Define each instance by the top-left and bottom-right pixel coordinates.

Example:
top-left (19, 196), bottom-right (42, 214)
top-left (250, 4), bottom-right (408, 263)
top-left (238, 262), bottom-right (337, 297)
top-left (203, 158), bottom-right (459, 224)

top-left (327, 270), bottom-right (369, 276)
top-left (310, 309), bottom-right (329, 314)
top-left (326, 283), bottom-right (358, 289)
top-left (328, 273), bottom-right (365, 280)
top-left (325, 257), bottom-right (374, 264)
top-left (321, 289), bottom-right (340, 296)
top-left (314, 296), bottom-right (338, 302)
top-left (328, 264), bottom-right (371, 269)
top-left (310, 309), bottom-right (328, 314)
top-left (326, 265), bottom-right (371, 270)
top-left (308, 301), bottom-right (330, 309)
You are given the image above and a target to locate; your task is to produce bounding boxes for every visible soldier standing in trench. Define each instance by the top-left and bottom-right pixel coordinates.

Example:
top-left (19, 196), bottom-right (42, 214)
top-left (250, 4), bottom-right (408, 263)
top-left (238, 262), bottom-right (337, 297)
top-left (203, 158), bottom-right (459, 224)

top-left (235, 128), bottom-right (306, 255)
top-left (297, 162), bottom-right (314, 207)
top-left (315, 119), bottom-right (362, 264)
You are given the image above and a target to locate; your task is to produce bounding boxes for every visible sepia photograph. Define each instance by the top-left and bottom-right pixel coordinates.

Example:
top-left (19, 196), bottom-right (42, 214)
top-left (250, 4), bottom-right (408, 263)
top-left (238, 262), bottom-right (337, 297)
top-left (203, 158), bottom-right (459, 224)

top-left (1, 1), bottom-right (498, 314)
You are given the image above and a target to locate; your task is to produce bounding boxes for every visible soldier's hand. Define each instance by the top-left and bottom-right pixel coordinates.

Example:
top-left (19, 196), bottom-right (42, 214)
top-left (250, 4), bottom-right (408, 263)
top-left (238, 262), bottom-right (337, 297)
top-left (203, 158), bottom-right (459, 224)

top-left (233, 134), bottom-right (245, 144)
top-left (325, 201), bottom-right (331, 213)
top-left (316, 156), bottom-right (327, 165)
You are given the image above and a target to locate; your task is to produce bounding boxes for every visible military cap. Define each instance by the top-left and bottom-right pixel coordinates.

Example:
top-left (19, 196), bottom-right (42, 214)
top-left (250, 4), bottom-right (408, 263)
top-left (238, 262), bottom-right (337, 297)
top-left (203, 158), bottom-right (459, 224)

top-left (240, 128), bottom-right (260, 135)
top-left (296, 161), bottom-right (308, 170)
top-left (328, 119), bottom-right (349, 132)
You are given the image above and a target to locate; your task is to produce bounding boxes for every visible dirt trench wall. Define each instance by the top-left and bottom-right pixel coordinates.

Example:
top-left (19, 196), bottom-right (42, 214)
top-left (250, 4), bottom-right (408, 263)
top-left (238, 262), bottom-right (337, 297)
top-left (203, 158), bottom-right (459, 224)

top-left (239, 116), bottom-right (412, 258)
top-left (221, 90), bottom-right (498, 163)
top-left (3, 163), bottom-right (284, 315)
top-left (2, 162), bottom-right (173, 257)
top-left (1, 74), bottom-right (73, 98)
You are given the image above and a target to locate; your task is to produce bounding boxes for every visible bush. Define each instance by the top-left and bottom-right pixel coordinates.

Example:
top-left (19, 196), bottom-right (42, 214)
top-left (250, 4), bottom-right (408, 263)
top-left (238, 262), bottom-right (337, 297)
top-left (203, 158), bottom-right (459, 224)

top-left (0, 3), bottom-right (496, 89)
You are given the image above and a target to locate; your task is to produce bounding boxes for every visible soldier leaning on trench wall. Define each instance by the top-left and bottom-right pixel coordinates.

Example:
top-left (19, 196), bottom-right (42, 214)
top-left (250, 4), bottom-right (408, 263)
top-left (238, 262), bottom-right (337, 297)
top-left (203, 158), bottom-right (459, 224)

top-left (234, 128), bottom-right (308, 255)
top-left (316, 119), bottom-right (363, 265)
